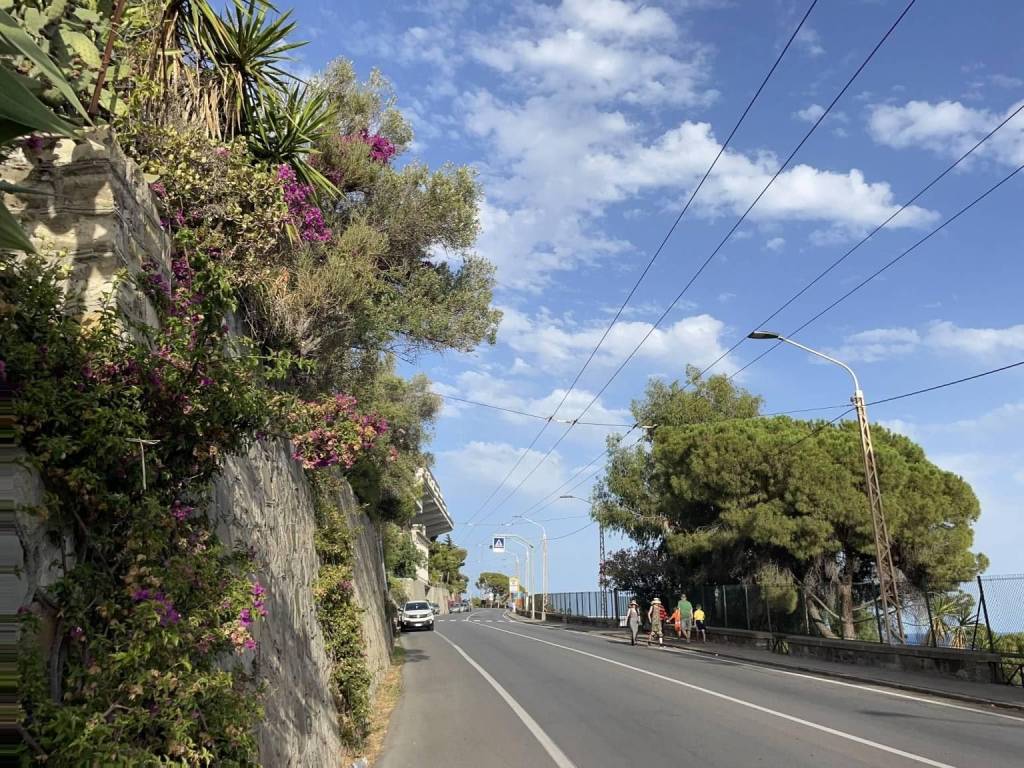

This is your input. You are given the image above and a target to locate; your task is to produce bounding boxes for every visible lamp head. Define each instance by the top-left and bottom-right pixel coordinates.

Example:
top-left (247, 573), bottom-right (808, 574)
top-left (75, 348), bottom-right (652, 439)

top-left (747, 330), bottom-right (781, 341)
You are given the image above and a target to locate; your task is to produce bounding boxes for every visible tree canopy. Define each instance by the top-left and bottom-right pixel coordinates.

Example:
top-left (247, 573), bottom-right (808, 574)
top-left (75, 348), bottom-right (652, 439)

top-left (429, 535), bottom-right (469, 595)
top-left (594, 366), bottom-right (987, 638)
top-left (476, 572), bottom-right (511, 601)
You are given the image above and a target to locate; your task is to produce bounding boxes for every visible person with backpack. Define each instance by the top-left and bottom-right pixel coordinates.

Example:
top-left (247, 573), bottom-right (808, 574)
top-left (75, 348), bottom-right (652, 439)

top-left (647, 597), bottom-right (666, 647)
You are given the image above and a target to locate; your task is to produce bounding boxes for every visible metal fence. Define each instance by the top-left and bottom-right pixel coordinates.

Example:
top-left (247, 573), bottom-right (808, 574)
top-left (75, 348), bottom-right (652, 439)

top-left (544, 574), bottom-right (1024, 684)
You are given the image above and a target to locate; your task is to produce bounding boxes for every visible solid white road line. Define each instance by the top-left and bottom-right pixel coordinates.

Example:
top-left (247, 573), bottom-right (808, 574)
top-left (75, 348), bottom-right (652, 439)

top-left (435, 631), bottom-right (577, 768)
top-left (573, 629), bottom-right (1024, 724)
top-left (476, 623), bottom-right (956, 768)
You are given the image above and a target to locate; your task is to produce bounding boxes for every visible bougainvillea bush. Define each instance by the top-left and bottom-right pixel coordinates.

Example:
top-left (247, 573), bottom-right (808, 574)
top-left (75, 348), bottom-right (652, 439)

top-left (4, 237), bottom-right (292, 765)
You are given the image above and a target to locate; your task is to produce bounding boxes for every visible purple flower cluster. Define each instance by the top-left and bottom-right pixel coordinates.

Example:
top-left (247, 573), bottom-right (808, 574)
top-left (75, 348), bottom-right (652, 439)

top-left (149, 181), bottom-right (167, 198)
top-left (349, 129), bottom-right (397, 164)
top-left (132, 588), bottom-right (182, 626)
top-left (23, 135), bottom-right (45, 152)
top-left (252, 581), bottom-right (268, 617)
top-left (171, 500), bottom-right (194, 522)
top-left (277, 165), bottom-right (332, 243)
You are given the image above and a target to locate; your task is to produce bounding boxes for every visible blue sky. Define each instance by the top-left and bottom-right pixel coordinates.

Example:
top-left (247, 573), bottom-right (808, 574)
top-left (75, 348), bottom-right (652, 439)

top-left (286, 0), bottom-right (1024, 592)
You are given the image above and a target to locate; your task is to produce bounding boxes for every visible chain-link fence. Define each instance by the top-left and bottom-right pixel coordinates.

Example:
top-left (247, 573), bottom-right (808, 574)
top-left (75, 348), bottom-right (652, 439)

top-left (545, 574), bottom-right (1024, 684)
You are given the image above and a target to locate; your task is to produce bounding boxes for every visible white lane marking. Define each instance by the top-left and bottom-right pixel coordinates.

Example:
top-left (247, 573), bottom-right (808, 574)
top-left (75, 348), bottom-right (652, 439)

top-left (590, 632), bottom-right (1024, 724)
top-left (476, 623), bottom-right (956, 768)
top-left (518, 623), bottom-right (1024, 725)
top-left (435, 631), bottom-right (577, 768)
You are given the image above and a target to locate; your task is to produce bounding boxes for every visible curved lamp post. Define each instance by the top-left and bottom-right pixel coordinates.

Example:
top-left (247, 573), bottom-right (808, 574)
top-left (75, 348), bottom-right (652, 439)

top-left (748, 330), bottom-right (904, 644)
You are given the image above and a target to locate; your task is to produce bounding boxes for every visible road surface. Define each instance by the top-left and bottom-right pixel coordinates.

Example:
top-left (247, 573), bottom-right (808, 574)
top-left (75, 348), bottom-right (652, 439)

top-left (377, 608), bottom-right (1024, 768)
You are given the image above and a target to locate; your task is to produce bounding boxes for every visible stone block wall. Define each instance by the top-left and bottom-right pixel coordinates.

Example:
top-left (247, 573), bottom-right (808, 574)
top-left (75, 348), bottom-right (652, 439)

top-left (1, 128), bottom-right (170, 327)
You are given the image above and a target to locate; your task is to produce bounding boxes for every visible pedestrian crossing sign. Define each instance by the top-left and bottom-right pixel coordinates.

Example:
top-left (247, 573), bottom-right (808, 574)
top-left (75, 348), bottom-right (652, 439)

top-left (492, 536), bottom-right (505, 553)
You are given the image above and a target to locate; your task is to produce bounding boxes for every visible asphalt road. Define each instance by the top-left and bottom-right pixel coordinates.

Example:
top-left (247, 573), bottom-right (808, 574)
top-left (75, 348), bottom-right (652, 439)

top-left (377, 608), bottom-right (1024, 768)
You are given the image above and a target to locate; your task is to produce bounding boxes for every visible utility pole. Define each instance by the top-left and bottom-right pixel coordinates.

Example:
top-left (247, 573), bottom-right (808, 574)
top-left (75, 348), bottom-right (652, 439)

top-left (748, 331), bottom-right (904, 643)
top-left (598, 525), bottom-right (606, 590)
top-left (853, 389), bottom-right (905, 643)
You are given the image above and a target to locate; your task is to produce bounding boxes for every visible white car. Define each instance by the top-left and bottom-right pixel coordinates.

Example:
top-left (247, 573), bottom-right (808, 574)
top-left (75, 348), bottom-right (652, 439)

top-left (401, 601), bottom-right (434, 631)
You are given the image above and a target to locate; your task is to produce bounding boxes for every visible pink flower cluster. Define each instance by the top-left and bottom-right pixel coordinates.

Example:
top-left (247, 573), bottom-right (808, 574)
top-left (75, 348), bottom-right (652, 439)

top-left (289, 393), bottom-right (389, 470)
top-left (363, 131), bottom-right (396, 163)
top-left (277, 164), bottom-right (331, 242)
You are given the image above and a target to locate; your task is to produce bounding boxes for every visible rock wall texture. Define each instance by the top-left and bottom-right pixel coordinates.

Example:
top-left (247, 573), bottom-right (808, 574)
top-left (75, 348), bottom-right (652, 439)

top-left (6, 131), bottom-right (395, 767)
top-left (211, 441), bottom-right (342, 766)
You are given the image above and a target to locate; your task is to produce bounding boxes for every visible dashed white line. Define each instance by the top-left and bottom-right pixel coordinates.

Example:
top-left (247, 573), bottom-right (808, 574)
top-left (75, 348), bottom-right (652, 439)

top-left (476, 623), bottom-right (956, 768)
top-left (435, 630), bottom-right (577, 768)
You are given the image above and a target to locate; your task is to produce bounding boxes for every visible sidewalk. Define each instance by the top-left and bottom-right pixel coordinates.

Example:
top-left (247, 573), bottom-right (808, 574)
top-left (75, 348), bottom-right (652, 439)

top-left (506, 614), bottom-right (1024, 712)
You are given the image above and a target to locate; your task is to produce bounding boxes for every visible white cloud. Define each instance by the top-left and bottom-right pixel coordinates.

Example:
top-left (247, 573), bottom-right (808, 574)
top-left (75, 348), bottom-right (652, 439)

top-left (560, 0), bottom-right (677, 40)
top-left (795, 26), bottom-right (825, 57)
top-left (468, 101), bottom-right (937, 290)
top-left (438, 369), bottom-right (631, 429)
top-left (795, 104), bottom-right (825, 123)
top-left (991, 74), bottom-right (1024, 89)
top-left (765, 236), bottom-right (786, 252)
top-left (925, 321), bottom-right (1024, 358)
top-left (471, 2), bottom-right (713, 107)
top-left (868, 99), bottom-right (1024, 168)
top-left (830, 327), bottom-right (921, 363)
top-left (497, 305), bottom-right (736, 375)
top-left (828, 321), bottom-right (1024, 363)
top-left (439, 441), bottom-right (568, 505)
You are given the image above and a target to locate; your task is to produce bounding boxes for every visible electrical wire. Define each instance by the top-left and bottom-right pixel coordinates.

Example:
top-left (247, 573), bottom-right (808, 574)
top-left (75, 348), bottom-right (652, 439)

top-left (730, 161), bottom-right (1024, 381)
top-left (468, 0), bottom-right (918, 530)
top-left (459, 0), bottom-right (821, 533)
top-left (434, 391), bottom-right (635, 427)
top-left (690, 100), bottom-right (1024, 383)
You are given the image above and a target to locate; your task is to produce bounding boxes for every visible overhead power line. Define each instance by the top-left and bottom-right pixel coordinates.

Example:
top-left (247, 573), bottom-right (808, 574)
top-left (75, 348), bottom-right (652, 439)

top-left (731, 161), bottom-right (1024, 381)
top-left (469, 0), bottom-right (917, 532)
top-left (692, 99), bottom-right (1024, 383)
top-left (434, 391), bottom-right (635, 427)
top-left (459, 0), bottom-right (820, 533)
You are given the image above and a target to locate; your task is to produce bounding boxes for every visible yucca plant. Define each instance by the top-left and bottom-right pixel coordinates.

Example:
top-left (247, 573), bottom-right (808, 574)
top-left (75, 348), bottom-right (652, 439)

top-left (196, 0), bottom-right (303, 137)
top-left (0, 7), bottom-right (88, 251)
top-left (246, 83), bottom-right (338, 196)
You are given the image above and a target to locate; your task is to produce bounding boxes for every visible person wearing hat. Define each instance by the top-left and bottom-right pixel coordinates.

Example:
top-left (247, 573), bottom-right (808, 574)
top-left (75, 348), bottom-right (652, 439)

top-left (625, 599), bottom-right (642, 646)
top-left (647, 598), bottom-right (666, 647)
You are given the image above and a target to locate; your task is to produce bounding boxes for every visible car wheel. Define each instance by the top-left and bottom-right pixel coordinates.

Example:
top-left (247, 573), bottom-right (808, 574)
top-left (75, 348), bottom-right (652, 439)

top-left (428, 623), bottom-right (435, 631)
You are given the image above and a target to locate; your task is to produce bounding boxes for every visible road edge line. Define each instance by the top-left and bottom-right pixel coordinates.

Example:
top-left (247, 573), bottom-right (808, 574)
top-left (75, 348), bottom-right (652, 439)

top-left (434, 630), bottom-right (578, 768)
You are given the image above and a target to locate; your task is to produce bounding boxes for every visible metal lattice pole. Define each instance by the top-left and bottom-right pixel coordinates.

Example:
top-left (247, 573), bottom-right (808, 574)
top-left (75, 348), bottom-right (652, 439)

top-left (598, 524), bottom-right (606, 591)
top-left (853, 391), bottom-right (904, 644)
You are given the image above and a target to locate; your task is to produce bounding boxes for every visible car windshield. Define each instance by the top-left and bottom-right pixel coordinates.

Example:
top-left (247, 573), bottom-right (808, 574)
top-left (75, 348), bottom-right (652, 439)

top-left (405, 602), bottom-right (430, 611)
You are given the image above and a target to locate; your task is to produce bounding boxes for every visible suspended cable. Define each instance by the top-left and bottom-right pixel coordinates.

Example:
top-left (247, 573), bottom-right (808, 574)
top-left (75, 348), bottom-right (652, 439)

top-left (693, 99), bottom-right (1024, 383)
top-left (459, 1), bottom-right (821, 530)
top-left (469, 0), bottom-right (918, 527)
top-left (731, 161), bottom-right (1024, 381)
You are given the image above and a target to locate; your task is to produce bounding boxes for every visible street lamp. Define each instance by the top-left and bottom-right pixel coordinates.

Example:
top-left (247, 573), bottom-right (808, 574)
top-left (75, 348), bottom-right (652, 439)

top-left (748, 330), bottom-right (905, 644)
top-left (513, 515), bottom-right (548, 621)
top-left (501, 532), bottom-right (535, 618)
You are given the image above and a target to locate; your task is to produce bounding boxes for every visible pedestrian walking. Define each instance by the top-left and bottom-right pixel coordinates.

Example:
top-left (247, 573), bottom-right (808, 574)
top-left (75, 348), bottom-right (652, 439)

top-left (693, 604), bottom-right (707, 641)
top-left (625, 599), bottom-right (641, 646)
top-left (670, 606), bottom-right (682, 638)
top-left (677, 593), bottom-right (694, 642)
top-left (647, 598), bottom-right (665, 647)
